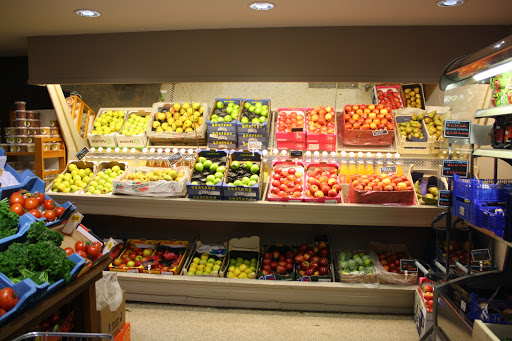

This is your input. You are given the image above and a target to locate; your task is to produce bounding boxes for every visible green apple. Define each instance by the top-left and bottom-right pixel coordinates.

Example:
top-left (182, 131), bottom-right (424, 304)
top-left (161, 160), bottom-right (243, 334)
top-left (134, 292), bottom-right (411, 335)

top-left (241, 117), bottom-right (249, 124)
top-left (217, 166), bottom-right (226, 174)
top-left (248, 180), bottom-right (257, 186)
top-left (206, 181), bottom-right (214, 185)
top-left (195, 163), bottom-right (204, 172)
top-left (213, 178), bottom-right (222, 185)
top-left (241, 177), bottom-right (250, 185)
top-left (226, 106), bottom-right (233, 114)
top-left (244, 102), bottom-right (251, 109)
top-left (198, 157), bottom-right (207, 164)
top-left (112, 165), bottom-right (121, 173)
top-left (210, 163), bottom-right (219, 173)
top-left (224, 116), bottom-right (232, 122)
top-left (243, 161), bottom-right (253, 170)
top-left (233, 180), bottom-right (242, 186)
top-left (252, 118), bottom-right (260, 124)
top-left (251, 165), bottom-right (260, 174)
top-left (259, 116), bottom-right (266, 123)
top-left (230, 161), bottom-right (240, 170)
top-left (250, 174), bottom-right (259, 181)
top-left (206, 174), bottom-right (216, 182)
top-left (215, 172), bottom-right (224, 179)
top-left (203, 160), bottom-right (212, 169)
top-left (216, 101), bottom-right (224, 109)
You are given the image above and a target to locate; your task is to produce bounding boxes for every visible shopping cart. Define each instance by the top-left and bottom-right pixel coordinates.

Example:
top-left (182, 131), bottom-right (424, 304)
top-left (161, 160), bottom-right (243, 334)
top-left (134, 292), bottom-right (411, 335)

top-left (11, 332), bottom-right (113, 341)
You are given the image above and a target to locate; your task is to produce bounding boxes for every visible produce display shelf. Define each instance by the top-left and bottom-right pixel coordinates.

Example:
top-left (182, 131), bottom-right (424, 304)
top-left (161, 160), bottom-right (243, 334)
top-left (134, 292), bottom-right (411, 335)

top-left (49, 193), bottom-right (443, 227)
top-left (112, 271), bottom-right (416, 314)
top-left (5, 152), bottom-right (35, 156)
top-left (466, 222), bottom-right (512, 248)
top-left (473, 149), bottom-right (512, 160)
top-left (475, 104), bottom-right (512, 118)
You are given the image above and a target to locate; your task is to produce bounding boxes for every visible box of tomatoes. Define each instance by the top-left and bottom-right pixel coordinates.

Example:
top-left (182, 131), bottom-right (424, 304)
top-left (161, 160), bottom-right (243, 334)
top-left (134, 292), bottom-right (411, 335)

top-left (305, 106), bottom-right (337, 152)
top-left (342, 104), bottom-right (395, 146)
top-left (371, 84), bottom-right (404, 109)
top-left (275, 108), bottom-right (306, 150)
top-left (267, 161), bottom-right (305, 202)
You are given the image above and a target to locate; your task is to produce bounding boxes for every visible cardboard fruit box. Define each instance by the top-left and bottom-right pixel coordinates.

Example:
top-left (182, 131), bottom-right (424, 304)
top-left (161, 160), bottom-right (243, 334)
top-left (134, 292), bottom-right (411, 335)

top-left (108, 239), bottom-right (158, 273)
top-left (401, 83), bottom-right (425, 110)
top-left (84, 161), bottom-right (128, 196)
top-left (368, 242), bottom-right (418, 285)
top-left (305, 107), bottom-right (337, 152)
top-left (295, 241), bottom-right (334, 282)
top-left (113, 108), bottom-right (152, 149)
top-left (341, 105), bottom-right (395, 146)
top-left (207, 98), bottom-right (242, 133)
top-left (208, 130), bottom-right (238, 150)
top-left (222, 151), bottom-right (263, 201)
top-left (87, 109), bottom-right (127, 148)
top-left (142, 240), bottom-right (189, 275)
top-left (371, 84), bottom-right (405, 109)
top-left (257, 244), bottom-right (296, 281)
top-left (237, 99), bottom-right (271, 135)
top-left (220, 236), bottom-right (260, 280)
top-left (336, 249), bottom-right (377, 284)
top-left (46, 160), bottom-right (97, 195)
top-left (267, 160), bottom-right (305, 202)
top-left (187, 150), bottom-right (229, 200)
top-left (304, 162), bottom-right (343, 203)
top-left (180, 241), bottom-right (228, 277)
top-left (275, 108), bottom-right (307, 151)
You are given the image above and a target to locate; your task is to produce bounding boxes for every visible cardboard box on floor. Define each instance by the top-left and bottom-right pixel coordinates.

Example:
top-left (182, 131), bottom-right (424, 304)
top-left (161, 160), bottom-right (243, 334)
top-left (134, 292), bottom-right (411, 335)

top-left (99, 290), bottom-right (126, 336)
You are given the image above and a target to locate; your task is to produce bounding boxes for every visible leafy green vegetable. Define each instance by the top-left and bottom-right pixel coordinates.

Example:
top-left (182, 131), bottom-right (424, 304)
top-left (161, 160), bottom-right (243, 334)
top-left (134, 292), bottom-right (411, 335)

top-left (27, 220), bottom-right (64, 246)
top-left (0, 222), bottom-right (75, 285)
top-left (0, 197), bottom-right (20, 239)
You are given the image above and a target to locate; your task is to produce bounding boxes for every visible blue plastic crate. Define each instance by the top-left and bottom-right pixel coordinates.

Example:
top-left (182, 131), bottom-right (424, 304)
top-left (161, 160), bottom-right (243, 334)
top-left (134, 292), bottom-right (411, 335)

top-left (453, 174), bottom-right (512, 202)
top-left (473, 202), bottom-right (506, 236)
top-left (453, 174), bottom-right (473, 200)
top-left (43, 252), bottom-right (86, 298)
top-left (453, 197), bottom-right (475, 224)
top-left (468, 292), bottom-right (512, 325)
top-left (0, 213), bottom-right (36, 252)
top-left (0, 274), bottom-right (38, 326)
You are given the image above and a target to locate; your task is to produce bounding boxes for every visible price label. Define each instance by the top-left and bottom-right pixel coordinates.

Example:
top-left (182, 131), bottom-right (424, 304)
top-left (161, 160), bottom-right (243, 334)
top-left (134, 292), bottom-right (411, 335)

top-left (167, 152), bottom-right (182, 167)
top-left (400, 259), bottom-right (418, 273)
top-left (444, 120), bottom-right (471, 138)
top-left (248, 141), bottom-right (262, 150)
top-left (380, 166), bottom-right (397, 174)
top-left (75, 146), bottom-right (89, 161)
top-left (372, 128), bottom-right (389, 136)
top-left (442, 159), bottom-right (469, 178)
top-left (291, 127), bottom-right (304, 132)
top-left (290, 150), bottom-right (303, 158)
top-left (471, 249), bottom-right (491, 263)
top-left (438, 190), bottom-right (452, 207)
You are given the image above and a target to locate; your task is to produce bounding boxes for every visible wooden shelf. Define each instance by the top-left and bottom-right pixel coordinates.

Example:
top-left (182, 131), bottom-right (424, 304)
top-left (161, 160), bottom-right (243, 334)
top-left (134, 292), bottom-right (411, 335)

top-left (5, 152), bottom-right (35, 156)
top-left (466, 222), bottom-right (512, 248)
top-left (473, 149), bottom-right (512, 160)
top-left (475, 104), bottom-right (512, 118)
top-left (48, 193), bottom-right (443, 227)
top-left (42, 150), bottom-right (66, 158)
top-left (43, 169), bottom-right (64, 176)
top-left (113, 271), bottom-right (416, 314)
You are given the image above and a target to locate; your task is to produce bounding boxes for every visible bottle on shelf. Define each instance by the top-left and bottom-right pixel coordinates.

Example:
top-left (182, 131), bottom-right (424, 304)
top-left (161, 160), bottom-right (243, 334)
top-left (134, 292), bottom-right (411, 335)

top-left (356, 160), bottom-right (366, 175)
top-left (395, 161), bottom-right (403, 175)
top-left (348, 160), bottom-right (357, 182)
top-left (339, 160), bottom-right (349, 184)
top-left (365, 159), bottom-right (375, 175)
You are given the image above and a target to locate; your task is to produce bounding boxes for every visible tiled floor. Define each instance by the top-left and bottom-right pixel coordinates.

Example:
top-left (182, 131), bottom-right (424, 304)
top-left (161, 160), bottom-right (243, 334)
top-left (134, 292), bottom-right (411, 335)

top-left (126, 302), bottom-right (419, 341)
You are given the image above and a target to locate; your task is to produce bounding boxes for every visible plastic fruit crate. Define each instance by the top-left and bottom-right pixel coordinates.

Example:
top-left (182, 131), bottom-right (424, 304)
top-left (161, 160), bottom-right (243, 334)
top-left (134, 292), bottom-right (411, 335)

top-left (453, 174), bottom-right (512, 202)
top-left (0, 274), bottom-right (38, 326)
top-left (452, 197), bottom-right (475, 224)
top-left (468, 292), bottom-right (512, 325)
top-left (473, 202), bottom-right (506, 238)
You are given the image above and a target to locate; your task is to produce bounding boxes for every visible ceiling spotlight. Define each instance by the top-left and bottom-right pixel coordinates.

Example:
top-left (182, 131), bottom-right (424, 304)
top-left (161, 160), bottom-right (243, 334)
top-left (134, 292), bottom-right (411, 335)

top-left (249, 2), bottom-right (275, 10)
top-left (74, 9), bottom-right (101, 17)
top-left (437, 0), bottom-right (464, 7)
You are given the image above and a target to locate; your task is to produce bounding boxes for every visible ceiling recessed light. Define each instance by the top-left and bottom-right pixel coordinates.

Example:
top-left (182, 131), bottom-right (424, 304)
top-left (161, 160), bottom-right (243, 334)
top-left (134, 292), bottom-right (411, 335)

top-left (437, 0), bottom-right (464, 7)
top-left (74, 9), bottom-right (101, 17)
top-left (249, 2), bottom-right (275, 11)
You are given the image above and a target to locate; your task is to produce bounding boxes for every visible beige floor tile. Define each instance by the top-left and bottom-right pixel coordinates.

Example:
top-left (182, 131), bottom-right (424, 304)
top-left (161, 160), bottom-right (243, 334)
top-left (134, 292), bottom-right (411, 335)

top-left (126, 302), bottom-right (418, 341)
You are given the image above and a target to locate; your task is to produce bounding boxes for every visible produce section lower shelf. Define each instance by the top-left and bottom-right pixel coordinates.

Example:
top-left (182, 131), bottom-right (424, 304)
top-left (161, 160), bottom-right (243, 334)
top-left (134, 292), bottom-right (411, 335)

top-left (112, 271), bottom-right (416, 314)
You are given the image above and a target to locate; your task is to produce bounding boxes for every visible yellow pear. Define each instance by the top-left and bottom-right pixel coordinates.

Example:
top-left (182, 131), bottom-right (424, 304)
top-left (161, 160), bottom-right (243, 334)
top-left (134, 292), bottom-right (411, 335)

top-left (173, 112), bottom-right (180, 121)
top-left (186, 108), bottom-right (193, 115)
top-left (182, 102), bottom-right (191, 110)
top-left (176, 127), bottom-right (184, 133)
top-left (161, 122), bottom-right (169, 130)
top-left (185, 127), bottom-right (193, 132)
top-left (165, 126), bottom-right (174, 132)
top-left (167, 117), bottom-right (175, 125)
top-left (153, 121), bottom-right (161, 129)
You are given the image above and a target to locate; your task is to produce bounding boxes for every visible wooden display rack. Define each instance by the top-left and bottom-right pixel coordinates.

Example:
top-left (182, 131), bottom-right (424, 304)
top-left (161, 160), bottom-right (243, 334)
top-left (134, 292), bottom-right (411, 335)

top-left (34, 136), bottom-right (67, 180)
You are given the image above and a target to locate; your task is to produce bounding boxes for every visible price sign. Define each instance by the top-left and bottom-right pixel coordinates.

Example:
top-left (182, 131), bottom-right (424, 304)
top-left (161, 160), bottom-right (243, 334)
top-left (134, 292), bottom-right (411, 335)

top-left (372, 128), bottom-right (389, 136)
top-left (167, 152), bottom-right (182, 167)
top-left (400, 259), bottom-right (418, 273)
top-left (442, 159), bottom-right (469, 178)
top-left (290, 150), bottom-right (303, 158)
top-left (248, 141), bottom-right (262, 150)
top-left (438, 190), bottom-right (452, 207)
top-left (291, 127), bottom-right (304, 132)
top-left (471, 249), bottom-right (491, 263)
top-left (444, 120), bottom-right (471, 138)
top-left (75, 146), bottom-right (89, 160)
top-left (380, 166), bottom-right (397, 174)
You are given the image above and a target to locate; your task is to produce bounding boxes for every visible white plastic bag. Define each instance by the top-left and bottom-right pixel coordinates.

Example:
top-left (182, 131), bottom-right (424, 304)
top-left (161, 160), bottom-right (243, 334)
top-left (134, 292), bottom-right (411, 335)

top-left (95, 272), bottom-right (123, 312)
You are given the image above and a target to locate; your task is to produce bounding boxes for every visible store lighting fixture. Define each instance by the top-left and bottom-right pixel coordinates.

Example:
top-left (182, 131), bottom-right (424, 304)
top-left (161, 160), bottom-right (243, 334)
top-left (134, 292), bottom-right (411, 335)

top-left (249, 2), bottom-right (275, 10)
top-left (74, 9), bottom-right (101, 17)
top-left (436, 0), bottom-right (464, 7)
top-left (473, 60), bottom-right (512, 81)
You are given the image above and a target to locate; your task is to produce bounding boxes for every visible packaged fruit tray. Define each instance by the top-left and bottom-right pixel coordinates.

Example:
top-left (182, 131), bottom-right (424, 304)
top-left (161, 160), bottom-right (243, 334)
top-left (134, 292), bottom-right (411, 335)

top-left (208, 98), bottom-right (242, 132)
top-left (295, 241), bottom-right (333, 282)
top-left (258, 245), bottom-right (296, 281)
top-left (371, 84), bottom-right (404, 110)
top-left (336, 249), bottom-right (377, 284)
top-left (305, 106), bottom-right (337, 152)
top-left (148, 102), bottom-right (209, 144)
top-left (267, 161), bottom-right (305, 202)
top-left (369, 242), bottom-right (417, 285)
top-left (84, 161), bottom-right (127, 195)
top-left (182, 241), bottom-right (227, 277)
top-left (305, 163), bottom-right (343, 203)
top-left (47, 160), bottom-right (97, 195)
top-left (112, 166), bottom-right (190, 197)
top-left (187, 150), bottom-right (229, 200)
top-left (109, 239), bottom-right (159, 273)
top-left (87, 109), bottom-right (127, 148)
top-left (345, 172), bottom-right (417, 206)
top-left (222, 151), bottom-right (263, 201)
top-left (114, 108), bottom-right (152, 149)
top-left (143, 240), bottom-right (189, 275)
top-left (275, 108), bottom-right (306, 150)
top-left (342, 104), bottom-right (395, 146)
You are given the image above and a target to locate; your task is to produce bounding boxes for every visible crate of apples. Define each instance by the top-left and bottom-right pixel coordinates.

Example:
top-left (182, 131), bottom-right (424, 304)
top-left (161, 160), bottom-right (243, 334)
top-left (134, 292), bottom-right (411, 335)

top-left (343, 104), bottom-right (395, 146)
top-left (306, 106), bottom-right (336, 151)
top-left (370, 243), bottom-right (417, 285)
top-left (258, 246), bottom-right (295, 280)
top-left (295, 241), bottom-right (333, 282)
top-left (275, 108), bottom-right (306, 150)
top-left (373, 85), bottom-right (404, 109)
top-left (267, 162), bottom-right (305, 202)
top-left (419, 279), bottom-right (435, 313)
top-left (345, 173), bottom-right (416, 205)
top-left (304, 163), bottom-right (342, 203)
top-left (109, 240), bottom-right (158, 273)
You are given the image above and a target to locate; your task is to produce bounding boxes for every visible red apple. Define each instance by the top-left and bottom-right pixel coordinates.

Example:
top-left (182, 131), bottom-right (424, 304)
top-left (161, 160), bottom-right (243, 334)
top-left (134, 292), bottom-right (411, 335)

top-left (277, 265), bottom-right (287, 274)
top-left (263, 258), bottom-right (271, 266)
top-left (305, 268), bottom-right (314, 276)
top-left (270, 261), bottom-right (278, 270)
top-left (319, 257), bottom-right (329, 266)
top-left (317, 241), bottom-right (327, 249)
top-left (285, 263), bottom-right (294, 272)
top-left (303, 253), bottom-right (312, 262)
top-left (319, 266), bottom-right (329, 275)
top-left (263, 265), bottom-right (271, 272)
top-left (319, 248), bottom-right (329, 258)
top-left (295, 255), bottom-right (303, 263)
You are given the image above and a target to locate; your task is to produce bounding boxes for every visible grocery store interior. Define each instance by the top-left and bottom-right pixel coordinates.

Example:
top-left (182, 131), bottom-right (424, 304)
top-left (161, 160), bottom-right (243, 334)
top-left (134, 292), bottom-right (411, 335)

top-left (1, 1), bottom-right (512, 340)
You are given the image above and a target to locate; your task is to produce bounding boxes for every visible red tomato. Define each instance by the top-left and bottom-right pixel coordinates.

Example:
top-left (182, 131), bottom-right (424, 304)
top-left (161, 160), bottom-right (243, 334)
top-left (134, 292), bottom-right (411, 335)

top-left (76, 250), bottom-right (88, 258)
top-left (0, 287), bottom-right (19, 311)
top-left (64, 247), bottom-right (75, 256)
top-left (0, 308), bottom-right (6, 317)
top-left (93, 241), bottom-right (102, 249)
top-left (28, 209), bottom-right (42, 218)
top-left (54, 207), bottom-right (65, 218)
top-left (43, 199), bottom-right (56, 211)
top-left (24, 198), bottom-right (39, 210)
top-left (10, 203), bottom-right (23, 216)
top-left (44, 210), bottom-right (56, 221)
top-left (75, 241), bottom-right (86, 252)
top-left (86, 244), bottom-right (101, 257)
top-left (9, 194), bottom-right (25, 206)
top-left (34, 192), bottom-right (46, 205)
